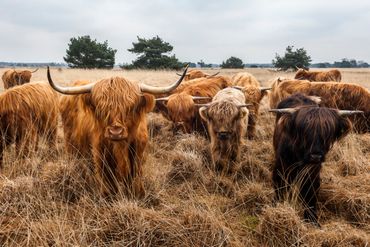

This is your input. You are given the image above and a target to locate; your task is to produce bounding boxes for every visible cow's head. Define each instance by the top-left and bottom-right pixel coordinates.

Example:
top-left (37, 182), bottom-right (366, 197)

top-left (232, 85), bottom-right (272, 102)
top-left (199, 100), bottom-right (250, 141)
top-left (13, 68), bottom-right (38, 84)
top-left (294, 68), bottom-right (309, 80)
top-left (156, 93), bottom-right (210, 133)
top-left (271, 107), bottom-right (361, 164)
top-left (47, 66), bottom-right (188, 141)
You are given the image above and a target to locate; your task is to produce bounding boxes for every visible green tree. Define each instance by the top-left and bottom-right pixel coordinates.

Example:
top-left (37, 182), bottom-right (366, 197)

top-left (221, 56), bottom-right (244, 69)
top-left (127, 36), bottom-right (183, 69)
top-left (64, 35), bottom-right (117, 69)
top-left (272, 46), bottom-right (311, 71)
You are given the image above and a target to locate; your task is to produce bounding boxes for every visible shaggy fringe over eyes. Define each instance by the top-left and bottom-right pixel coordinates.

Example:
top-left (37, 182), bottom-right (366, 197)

top-left (207, 101), bottom-right (240, 121)
top-left (293, 108), bottom-right (350, 148)
top-left (91, 77), bottom-right (142, 122)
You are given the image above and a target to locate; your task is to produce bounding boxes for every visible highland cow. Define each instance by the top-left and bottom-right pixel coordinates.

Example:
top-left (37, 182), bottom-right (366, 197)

top-left (269, 79), bottom-right (370, 133)
top-left (199, 88), bottom-right (250, 174)
top-left (0, 82), bottom-right (58, 168)
top-left (2, 68), bottom-right (39, 89)
top-left (176, 69), bottom-right (219, 81)
top-left (231, 72), bottom-right (271, 139)
top-left (271, 94), bottom-right (361, 225)
top-left (294, 68), bottom-right (341, 82)
top-left (156, 76), bottom-right (230, 134)
top-left (48, 66), bottom-right (188, 197)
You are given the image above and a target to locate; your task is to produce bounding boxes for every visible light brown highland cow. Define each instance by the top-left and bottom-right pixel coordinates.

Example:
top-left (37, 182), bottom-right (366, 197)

top-left (231, 72), bottom-right (271, 139)
top-left (199, 87), bottom-right (250, 174)
top-left (0, 82), bottom-right (58, 168)
top-left (2, 68), bottom-right (38, 89)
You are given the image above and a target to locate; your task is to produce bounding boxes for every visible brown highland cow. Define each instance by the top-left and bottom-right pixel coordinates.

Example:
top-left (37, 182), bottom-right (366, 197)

top-left (176, 69), bottom-right (219, 81)
top-left (271, 93), bottom-right (361, 226)
top-left (0, 82), bottom-right (58, 168)
top-left (231, 72), bottom-right (271, 139)
top-left (48, 66), bottom-right (188, 197)
top-left (156, 76), bottom-right (230, 134)
top-left (294, 68), bottom-right (341, 82)
top-left (2, 68), bottom-right (39, 89)
top-left (269, 79), bottom-right (370, 133)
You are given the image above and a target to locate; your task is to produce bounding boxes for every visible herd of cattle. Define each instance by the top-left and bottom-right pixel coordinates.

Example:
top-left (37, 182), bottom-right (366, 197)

top-left (0, 66), bottom-right (369, 226)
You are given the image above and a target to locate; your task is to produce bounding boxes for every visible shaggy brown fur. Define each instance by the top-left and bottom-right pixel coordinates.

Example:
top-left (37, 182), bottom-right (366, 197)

top-left (156, 76), bottom-right (231, 134)
top-left (232, 72), bottom-right (269, 139)
top-left (273, 94), bottom-right (352, 225)
top-left (199, 88), bottom-right (248, 174)
top-left (232, 72), bottom-right (260, 87)
top-left (0, 82), bottom-right (58, 168)
top-left (59, 77), bottom-right (155, 197)
top-left (2, 69), bottom-right (38, 89)
top-left (269, 80), bottom-right (370, 133)
top-left (294, 69), bottom-right (342, 82)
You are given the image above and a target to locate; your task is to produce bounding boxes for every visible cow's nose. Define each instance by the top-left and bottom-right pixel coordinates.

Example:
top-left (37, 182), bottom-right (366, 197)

top-left (217, 132), bottom-right (231, 140)
top-left (108, 126), bottom-right (123, 136)
top-left (310, 154), bottom-right (322, 163)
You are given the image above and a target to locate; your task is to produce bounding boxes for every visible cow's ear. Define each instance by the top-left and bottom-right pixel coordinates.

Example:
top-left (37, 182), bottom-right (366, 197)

top-left (155, 100), bottom-right (169, 118)
top-left (239, 107), bottom-right (249, 119)
top-left (13, 72), bottom-right (20, 81)
top-left (81, 94), bottom-right (95, 112)
top-left (139, 93), bottom-right (155, 113)
top-left (199, 106), bottom-right (209, 121)
top-left (337, 117), bottom-right (351, 139)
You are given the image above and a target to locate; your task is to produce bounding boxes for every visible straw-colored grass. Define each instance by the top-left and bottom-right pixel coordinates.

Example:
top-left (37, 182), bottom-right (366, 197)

top-left (0, 67), bottom-right (369, 246)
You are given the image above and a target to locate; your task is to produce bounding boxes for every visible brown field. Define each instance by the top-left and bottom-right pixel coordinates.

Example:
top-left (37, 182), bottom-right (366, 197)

top-left (0, 67), bottom-right (369, 246)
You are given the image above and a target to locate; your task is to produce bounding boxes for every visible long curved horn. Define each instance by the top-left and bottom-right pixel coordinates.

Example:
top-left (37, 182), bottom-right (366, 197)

top-left (295, 66), bottom-right (300, 70)
top-left (337, 110), bottom-right (364, 116)
top-left (155, 96), bottom-right (170, 102)
top-left (176, 72), bottom-right (190, 76)
top-left (207, 71), bottom-right (220, 77)
top-left (269, 108), bottom-right (298, 114)
top-left (260, 87), bottom-right (272, 92)
top-left (140, 64), bottom-right (189, 94)
top-left (31, 68), bottom-right (39, 73)
top-left (47, 66), bottom-right (95, 94)
top-left (192, 96), bottom-right (211, 100)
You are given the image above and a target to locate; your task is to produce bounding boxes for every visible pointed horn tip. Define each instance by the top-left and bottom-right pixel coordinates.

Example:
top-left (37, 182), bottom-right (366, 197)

top-left (338, 110), bottom-right (364, 116)
top-left (260, 87), bottom-right (272, 91)
top-left (155, 97), bottom-right (170, 101)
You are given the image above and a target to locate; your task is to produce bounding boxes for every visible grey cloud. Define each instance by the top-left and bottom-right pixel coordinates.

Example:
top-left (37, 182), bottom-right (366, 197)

top-left (0, 0), bottom-right (369, 63)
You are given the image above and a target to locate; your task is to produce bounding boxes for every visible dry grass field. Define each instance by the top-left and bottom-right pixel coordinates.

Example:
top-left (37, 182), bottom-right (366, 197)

top-left (0, 67), bottom-right (369, 246)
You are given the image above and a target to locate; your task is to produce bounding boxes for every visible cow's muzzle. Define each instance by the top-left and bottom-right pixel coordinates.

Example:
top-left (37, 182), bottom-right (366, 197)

top-left (217, 131), bottom-right (232, 140)
top-left (106, 125), bottom-right (127, 141)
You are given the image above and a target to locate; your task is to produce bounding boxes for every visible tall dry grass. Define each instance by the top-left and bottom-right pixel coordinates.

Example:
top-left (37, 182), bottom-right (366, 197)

top-left (0, 67), bottom-right (369, 246)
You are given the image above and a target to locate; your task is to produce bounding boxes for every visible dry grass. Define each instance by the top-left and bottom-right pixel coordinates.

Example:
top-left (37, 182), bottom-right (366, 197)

top-left (0, 67), bottom-right (369, 246)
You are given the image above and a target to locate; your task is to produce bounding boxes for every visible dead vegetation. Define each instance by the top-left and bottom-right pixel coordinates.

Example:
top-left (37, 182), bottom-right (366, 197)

top-left (0, 68), bottom-right (369, 246)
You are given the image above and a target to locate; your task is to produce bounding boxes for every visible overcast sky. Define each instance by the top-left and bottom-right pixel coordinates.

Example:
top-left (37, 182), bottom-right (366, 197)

top-left (1, 0), bottom-right (370, 64)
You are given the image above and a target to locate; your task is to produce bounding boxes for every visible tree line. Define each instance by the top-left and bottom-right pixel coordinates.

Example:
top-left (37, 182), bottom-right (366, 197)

top-left (62, 35), bottom-right (368, 70)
